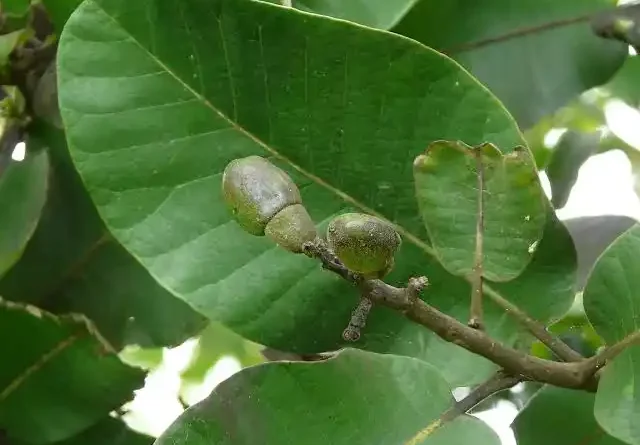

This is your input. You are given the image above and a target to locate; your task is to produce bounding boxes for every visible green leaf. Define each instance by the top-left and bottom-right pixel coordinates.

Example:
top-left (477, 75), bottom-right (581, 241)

top-left (57, 0), bottom-right (576, 386)
top-left (155, 349), bottom-right (499, 445)
top-left (583, 224), bottom-right (640, 445)
top-left (0, 147), bottom-right (49, 276)
top-left (0, 299), bottom-right (145, 444)
top-left (513, 385), bottom-right (627, 445)
top-left (0, 123), bottom-right (207, 349)
top-left (180, 322), bottom-right (263, 384)
top-left (23, 417), bottom-right (154, 445)
top-left (605, 55), bottom-right (640, 107)
top-left (40, 0), bottom-right (83, 32)
top-left (546, 130), bottom-right (600, 209)
top-left (392, 0), bottom-right (628, 128)
top-left (413, 141), bottom-right (546, 281)
top-left (564, 215), bottom-right (636, 290)
top-left (264, 0), bottom-right (418, 29)
top-left (1, 0), bottom-right (32, 17)
top-left (0, 30), bottom-right (24, 67)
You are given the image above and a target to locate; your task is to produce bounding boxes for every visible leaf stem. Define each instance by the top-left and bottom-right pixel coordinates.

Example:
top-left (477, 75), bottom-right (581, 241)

top-left (404, 371), bottom-right (522, 445)
top-left (469, 149), bottom-right (485, 329)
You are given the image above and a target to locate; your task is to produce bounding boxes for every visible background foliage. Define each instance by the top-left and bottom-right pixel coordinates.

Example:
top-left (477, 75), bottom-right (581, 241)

top-left (1, 0), bottom-right (640, 444)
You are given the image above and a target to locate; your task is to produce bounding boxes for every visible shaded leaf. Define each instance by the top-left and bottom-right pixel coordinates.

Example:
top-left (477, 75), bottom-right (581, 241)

top-left (155, 349), bottom-right (499, 445)
top-left (0, 148), bottom-right (48, 276)
top-left (592, 3), bottom-right (640, 52)
top-left (0, 299), bottom-right (145, 444)
top-left (22, 417), bottom-right (154, 445)
top-left (513, 385), bottom-right (626, 445)
top-left (564, 215), bottom-right (636, 290)
top-left (0, 30), bottom-right (24, 67)
top-left (605, 55), bottom-right (640, 108)
top-left (0, 123), bottom-right (207, 349)
top-left (180, 322), bottom-right (263, 384)
top-left (57, 0), bottom-right (576, 386)
top-left (413, 141), bottom-right (546, 282)
top-left (392, 0), bottom-right (627, 128)
top-left (583, 224), bottom-right (640, 445)
top-left (264, 0), bottom-right (418, 29)
top-left (40, 0), bottom-right (83, 32)
top-left (1, 0), bottom-right (32, 17)
top-left (546, 130), bottom-right (600, 209)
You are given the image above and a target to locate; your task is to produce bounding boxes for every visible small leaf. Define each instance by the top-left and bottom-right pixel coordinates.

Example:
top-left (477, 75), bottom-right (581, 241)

top-left (0, 147), bottom-right (49, 277)
top-left (546, 130), bottom-right (600, 209)
top-left (513, 385), bottom-right (626, 445)
top-left (155, 349), bottom-right (499, 445)
top-left (583, 224), bottom-right (640, 445)
top-left (0, 30), bottom-right (24, 67)
top-left (413, 141), bottom-right (546, 282)
top-left (0, 299), bottom-right (145, 444)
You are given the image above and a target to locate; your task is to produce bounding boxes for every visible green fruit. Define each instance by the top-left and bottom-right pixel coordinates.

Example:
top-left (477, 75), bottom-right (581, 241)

top-left (222, 156), bottom-right (317, 253)
top-left (264, 204), bottom-right (317, 253)
top-left (326, 213), bottom-right (401, 278)
top-left (222, 155), bottom-right (302, 235)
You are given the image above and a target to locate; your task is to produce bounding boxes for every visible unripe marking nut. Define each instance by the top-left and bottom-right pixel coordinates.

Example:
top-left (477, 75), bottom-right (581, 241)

top-left (326, 213), bottom-right (401, 278)
top-left (222, 155), bottom-right (317, 253)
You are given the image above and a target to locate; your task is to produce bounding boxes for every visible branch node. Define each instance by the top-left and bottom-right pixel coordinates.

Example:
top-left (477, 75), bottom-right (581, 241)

top-left (406, 276), bottom-right (429, 305)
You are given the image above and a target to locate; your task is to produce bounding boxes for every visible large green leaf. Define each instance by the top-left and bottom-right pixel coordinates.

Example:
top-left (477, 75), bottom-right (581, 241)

top-left (413, 141), bottom-right (546, 281)
top-left (392, 0), bottom-right (627, 128)
top-left (0, 299), bottom-right (145, 444)
top-left (57, 0), bottom-right (576, 386)
top-left (0, 148), bottom-right (49, 276)
top-left (265, 0), bottom-right (418, 29)
top-left (0, 123), bottom-right (207, 349)
top-left (583, 224), bottom-right (640, 445)
top-left (513, 385), bottom-right (626, 445)
top-left (155, 348), bottom-right (499, 445)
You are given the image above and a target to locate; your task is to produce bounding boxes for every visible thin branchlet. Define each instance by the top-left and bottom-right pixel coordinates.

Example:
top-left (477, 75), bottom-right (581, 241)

top-left (302, 239), bottom-right (602, 391)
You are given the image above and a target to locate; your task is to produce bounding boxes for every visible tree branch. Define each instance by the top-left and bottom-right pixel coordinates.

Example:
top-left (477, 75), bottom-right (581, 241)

top-left (584, 330), bottom-right (640, 371)
top-left (483, 286), bottom-right (585, 363)
top-left (404, 370), bottom-right (523, 445)
top-left (303, 240), bottom-right (597, 390)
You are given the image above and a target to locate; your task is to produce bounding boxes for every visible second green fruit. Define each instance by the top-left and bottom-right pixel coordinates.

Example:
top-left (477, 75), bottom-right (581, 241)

top-left (327, 213), bottom-right (401, 278)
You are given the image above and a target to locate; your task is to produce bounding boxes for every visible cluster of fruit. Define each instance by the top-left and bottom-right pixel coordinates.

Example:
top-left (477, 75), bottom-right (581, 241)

top-left (222, 156), bottom-right (401, 279)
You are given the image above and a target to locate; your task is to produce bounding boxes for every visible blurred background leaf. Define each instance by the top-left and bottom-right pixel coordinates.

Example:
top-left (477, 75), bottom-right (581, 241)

top-left (0, 123), bottom-right (208, 350)
top-left (0, 146), bottom-right (48, 277)
top-left (0, 300), bottom-right (145, 444)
